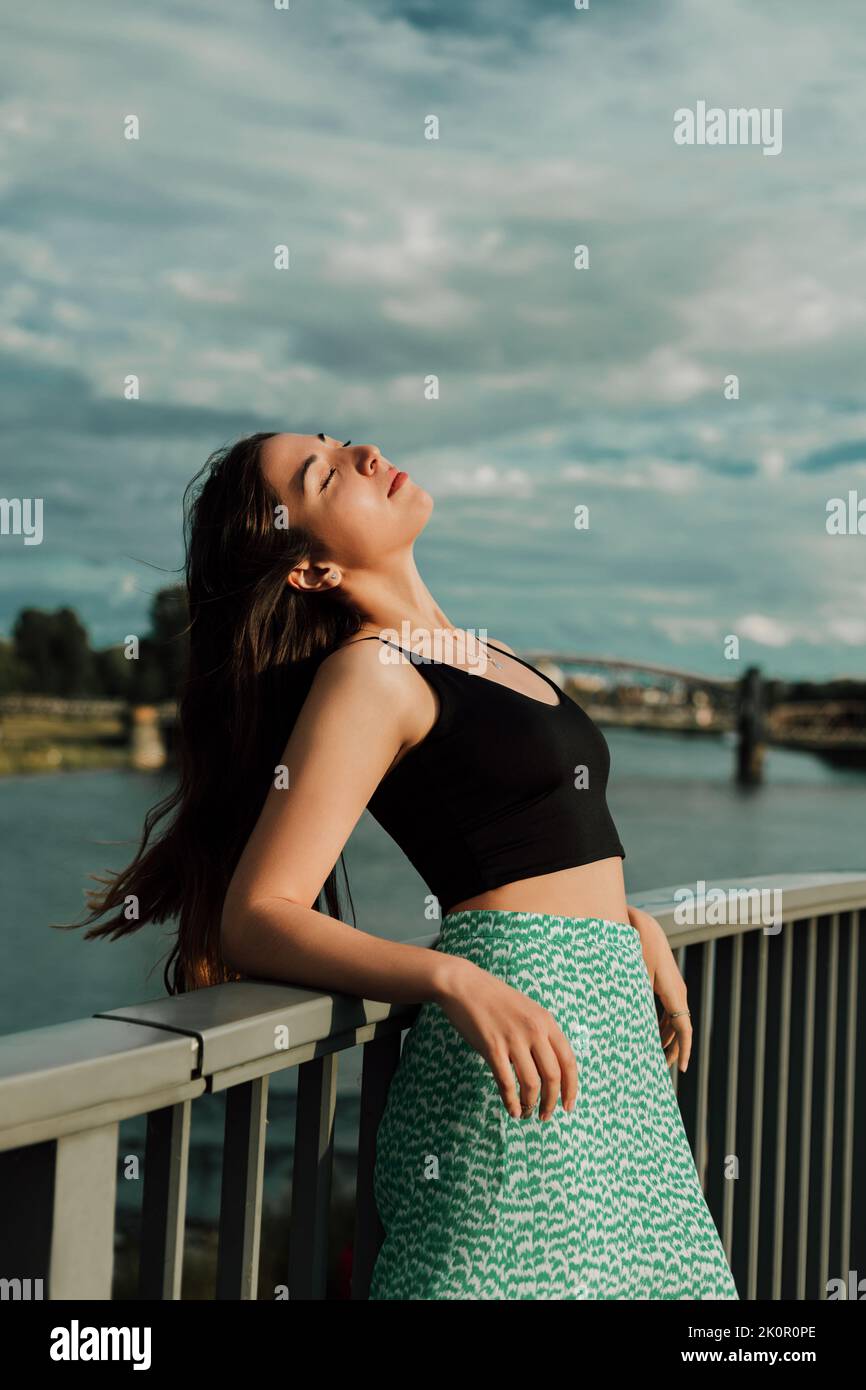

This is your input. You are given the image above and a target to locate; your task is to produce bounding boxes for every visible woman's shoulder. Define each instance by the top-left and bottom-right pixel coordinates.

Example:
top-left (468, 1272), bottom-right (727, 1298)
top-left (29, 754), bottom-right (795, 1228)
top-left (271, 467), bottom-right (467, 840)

top-left (300, 637), bottom-right (430, 751)
top-left (313, 634), bottom-right (387, 679)
top-left (308, 635), bottom-right (420, 702)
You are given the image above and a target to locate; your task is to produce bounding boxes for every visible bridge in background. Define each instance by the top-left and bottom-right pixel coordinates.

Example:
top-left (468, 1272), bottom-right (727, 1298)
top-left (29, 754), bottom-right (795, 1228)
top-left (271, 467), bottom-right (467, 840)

top-left (525, 653), bottom-right (866, 780)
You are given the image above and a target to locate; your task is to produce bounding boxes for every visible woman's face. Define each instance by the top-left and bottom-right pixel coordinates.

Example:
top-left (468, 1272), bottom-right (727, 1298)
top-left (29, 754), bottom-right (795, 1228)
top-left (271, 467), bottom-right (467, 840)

top-left (260, 431), bottom-right (432, 570)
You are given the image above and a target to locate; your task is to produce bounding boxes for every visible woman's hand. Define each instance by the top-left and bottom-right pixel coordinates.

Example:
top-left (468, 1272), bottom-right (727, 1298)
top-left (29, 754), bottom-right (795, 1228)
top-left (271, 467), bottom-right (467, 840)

top-left (627, 905), bottom-right (692, 1073)
top-left (432, 956), bottom-right (579, 1121)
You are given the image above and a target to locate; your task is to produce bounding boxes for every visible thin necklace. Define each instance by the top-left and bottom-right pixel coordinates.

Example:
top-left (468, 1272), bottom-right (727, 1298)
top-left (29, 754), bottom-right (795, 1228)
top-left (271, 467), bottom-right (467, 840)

top-left (484, 647), bottom-right (504, 670)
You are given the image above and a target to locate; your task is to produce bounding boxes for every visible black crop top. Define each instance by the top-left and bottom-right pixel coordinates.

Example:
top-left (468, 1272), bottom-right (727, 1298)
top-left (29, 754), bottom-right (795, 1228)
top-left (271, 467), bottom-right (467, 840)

top-left (356, 636), bottom-right (625, 915)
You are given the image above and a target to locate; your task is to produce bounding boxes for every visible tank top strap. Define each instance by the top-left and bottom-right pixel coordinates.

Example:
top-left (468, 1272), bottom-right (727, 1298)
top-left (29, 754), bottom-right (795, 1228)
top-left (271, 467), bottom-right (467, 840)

top-left (345, 633), bottom-right (457, 675)
top-left (347, 634), bottom-right (437, 665)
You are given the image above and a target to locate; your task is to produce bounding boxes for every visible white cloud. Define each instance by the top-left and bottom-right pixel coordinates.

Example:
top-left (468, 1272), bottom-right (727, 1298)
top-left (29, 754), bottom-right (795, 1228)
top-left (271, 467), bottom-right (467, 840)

top-left (651, 616), bottom-right (723, 644)
top-left (0, 231), bottom-right (69, 285)
top-left (820, 613), bottom-right (866, 645)
top-left (381, 286), bottom-right (476, 329)
top-left (735, 614), bottom-right (794, 648)
top-left (759, 448), bottom-right (786, 479)
top-left (560, 458), bottom-right (699, 493)
top-left (680, 244), bottom-right (866, 353)
top-left (50, 299), bottom-right (93, 328)
top-left (162, 270), bottom-right (239, 304)
top-left (599, 348), bottom-right (717, 406)
top-left (425, 461), bottom-right (534, 498)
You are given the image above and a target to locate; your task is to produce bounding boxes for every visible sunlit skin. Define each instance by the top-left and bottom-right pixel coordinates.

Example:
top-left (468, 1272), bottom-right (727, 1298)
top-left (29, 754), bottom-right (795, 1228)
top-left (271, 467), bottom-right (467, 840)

top-left (259, 431), bottom-right (434, 581)
top-left (223, 431), bottom-right (692, 1122)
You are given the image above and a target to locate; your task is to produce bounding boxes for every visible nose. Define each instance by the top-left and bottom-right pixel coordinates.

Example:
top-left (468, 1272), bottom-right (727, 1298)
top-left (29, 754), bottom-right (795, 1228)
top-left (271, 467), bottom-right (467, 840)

top-left (360, 445), bottom-right (383, 472)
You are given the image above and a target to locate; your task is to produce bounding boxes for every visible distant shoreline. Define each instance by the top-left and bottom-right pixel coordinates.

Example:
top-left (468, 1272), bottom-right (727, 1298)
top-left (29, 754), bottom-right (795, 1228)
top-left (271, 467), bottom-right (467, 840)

top-left (0, 703), bottom-right (131, 777)
top-left (3, 673), bottom-right (866, 776)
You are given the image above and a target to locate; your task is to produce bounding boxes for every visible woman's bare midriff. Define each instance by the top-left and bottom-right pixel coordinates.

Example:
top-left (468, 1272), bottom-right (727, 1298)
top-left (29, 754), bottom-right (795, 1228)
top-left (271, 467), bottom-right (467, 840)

top-left (445, 855), bottom-right (630, 925)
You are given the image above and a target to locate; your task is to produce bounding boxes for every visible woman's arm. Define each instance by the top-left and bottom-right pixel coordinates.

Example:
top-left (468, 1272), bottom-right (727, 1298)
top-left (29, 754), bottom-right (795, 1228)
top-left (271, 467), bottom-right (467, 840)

top-left (220, 640), bottom-right (579, 1121)
top-left (221, 640), bottom-right (454, 1003)
top-left (627, 905), bottom-right (692, 1072)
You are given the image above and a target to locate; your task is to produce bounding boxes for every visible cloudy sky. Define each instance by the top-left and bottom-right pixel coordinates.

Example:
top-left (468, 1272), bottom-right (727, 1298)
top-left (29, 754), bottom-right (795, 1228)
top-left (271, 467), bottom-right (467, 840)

top-left (1, 0), bottom-right (865, 676)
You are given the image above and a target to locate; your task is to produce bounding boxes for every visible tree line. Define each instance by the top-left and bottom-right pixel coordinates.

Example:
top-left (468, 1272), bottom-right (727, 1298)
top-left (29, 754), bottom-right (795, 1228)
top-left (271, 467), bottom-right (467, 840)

top-left (0, 586), bottom-right (189, 702)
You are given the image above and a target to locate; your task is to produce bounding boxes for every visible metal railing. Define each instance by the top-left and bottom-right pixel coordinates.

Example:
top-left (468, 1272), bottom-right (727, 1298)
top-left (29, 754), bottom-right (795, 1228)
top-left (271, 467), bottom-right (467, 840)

top-left (0, 872), bottom-right (864, 1301)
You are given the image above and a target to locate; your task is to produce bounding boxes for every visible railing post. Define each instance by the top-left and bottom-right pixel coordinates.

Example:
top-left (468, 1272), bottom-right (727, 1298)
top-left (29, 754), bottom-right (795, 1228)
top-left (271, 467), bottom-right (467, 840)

top-left (288, 1053), bottom-right (338, 1299)
top-left (50, 1124), bottom-right (119, 1299)
top-left (771, 920), bottom-right (795, 1299)
top-left (351, 1031), bottom-right (403, 1299)
top-left (722, 932), bottom-right (743, 1264)
top-left (216, 1078), bottom-right (269, 1300)
top-left (138, 1100), bottom-right (192, 1300)
top-left (747, 930), bottom-right (770, 1299)
top-left (0, 1130), bottom-right (117, 1300)
top-left (840, 910), bottom-right (860, 1283)
top-left (818, 915), bottom-right (840, 1297)
top-left (796, 920), bottom-right (818, 1299)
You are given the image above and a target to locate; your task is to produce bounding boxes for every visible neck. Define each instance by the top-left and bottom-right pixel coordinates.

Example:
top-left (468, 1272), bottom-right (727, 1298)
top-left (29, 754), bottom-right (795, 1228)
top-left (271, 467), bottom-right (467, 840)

top-left (347, 553), bottom-right (457, 640)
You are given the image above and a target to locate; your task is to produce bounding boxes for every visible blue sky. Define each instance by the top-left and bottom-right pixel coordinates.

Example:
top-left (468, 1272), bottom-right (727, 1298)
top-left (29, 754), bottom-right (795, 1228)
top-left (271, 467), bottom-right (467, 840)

top-left (1, 0), bottom-right (865, 676)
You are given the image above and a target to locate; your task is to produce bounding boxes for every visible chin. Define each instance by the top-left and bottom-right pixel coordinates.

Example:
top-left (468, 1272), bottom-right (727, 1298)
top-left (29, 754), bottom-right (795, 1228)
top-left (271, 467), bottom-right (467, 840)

top-left (411, 485), bottom-right (434, 527)
top-left (409, 479), bottom-right (433, 508)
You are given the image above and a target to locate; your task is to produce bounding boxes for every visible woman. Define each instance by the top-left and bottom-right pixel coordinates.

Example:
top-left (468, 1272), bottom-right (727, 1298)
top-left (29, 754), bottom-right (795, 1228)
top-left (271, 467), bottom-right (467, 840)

top-left (72, 429), bottom-right (739, 1301)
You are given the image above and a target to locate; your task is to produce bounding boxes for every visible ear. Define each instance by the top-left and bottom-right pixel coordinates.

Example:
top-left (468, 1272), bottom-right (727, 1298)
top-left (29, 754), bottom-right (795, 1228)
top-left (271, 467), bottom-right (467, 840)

top-left (286, 560), bottom-right (341, 594)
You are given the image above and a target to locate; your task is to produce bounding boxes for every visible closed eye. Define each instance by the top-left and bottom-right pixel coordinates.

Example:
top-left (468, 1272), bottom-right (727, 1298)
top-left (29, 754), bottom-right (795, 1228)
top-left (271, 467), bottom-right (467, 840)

top-left (315, 433), bottom-right (350, 491)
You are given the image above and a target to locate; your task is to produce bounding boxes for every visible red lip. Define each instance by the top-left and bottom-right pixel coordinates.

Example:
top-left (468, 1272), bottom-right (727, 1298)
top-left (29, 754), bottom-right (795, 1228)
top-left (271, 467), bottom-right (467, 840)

top-left (388, 470), bottom-right (408, 496)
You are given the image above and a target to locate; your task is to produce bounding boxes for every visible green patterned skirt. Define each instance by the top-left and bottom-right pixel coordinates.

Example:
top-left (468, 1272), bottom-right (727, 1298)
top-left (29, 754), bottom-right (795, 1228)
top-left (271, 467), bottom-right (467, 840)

top-left (368, 909), bottom-right (739, 1300)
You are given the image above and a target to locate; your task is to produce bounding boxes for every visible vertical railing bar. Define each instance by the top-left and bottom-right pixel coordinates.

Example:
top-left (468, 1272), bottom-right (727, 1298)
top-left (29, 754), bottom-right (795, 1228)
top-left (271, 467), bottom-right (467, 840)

top-left (49, 1123), bottom-right (119, 1300)
top-left (695, 938), bottom-right (716, 1190)
top-left (216, 1077), bottom-right (269, 1300)
top-left (722, 931), bottom-right (743, 1262)
top-left (138, 1100), bottom-right (192, 1300)
top-left (772, 916), bottom-right (794, 1300)
top-left (351, 1030), bottom-right (403, 1300)
top-left (818, 914), bottom-right (840, 1299)
top-left (797, 919), bottom-right (818, 1301)
top-left (288, 1053), bottom-right (338, 1300)
top-left (841, 909), bottom-right (860, 1281)
top-left (747, 927), bottom-right (769, 1301)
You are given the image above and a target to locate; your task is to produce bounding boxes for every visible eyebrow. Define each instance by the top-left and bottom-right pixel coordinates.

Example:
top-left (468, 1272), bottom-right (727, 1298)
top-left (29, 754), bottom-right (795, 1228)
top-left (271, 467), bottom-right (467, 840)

top-left (296, 433), bottom-right (346, 496)
top-left (296, 434), bottom-right (328, 496)
top-left (297, 453), bottom-right (319, 496)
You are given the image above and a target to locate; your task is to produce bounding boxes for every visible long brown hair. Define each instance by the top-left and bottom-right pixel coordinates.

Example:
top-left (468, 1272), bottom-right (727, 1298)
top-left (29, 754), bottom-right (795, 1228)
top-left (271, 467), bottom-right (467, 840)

top-left (59, 431), bottom-right (364, 993)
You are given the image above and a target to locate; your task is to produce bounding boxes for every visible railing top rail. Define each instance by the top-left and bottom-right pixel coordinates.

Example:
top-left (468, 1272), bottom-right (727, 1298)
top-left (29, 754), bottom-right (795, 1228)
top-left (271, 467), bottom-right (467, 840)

top-left (0, 1017), bottom-right (199, 1142)
top-left (0, 932), bottom-right (438, 1145)
top-left (630, 870), bottom-right (866, 944)
top-left (1, 877), bottom-right (864, 1144)
top-left (94, 959), bottom-right (436, 1078)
